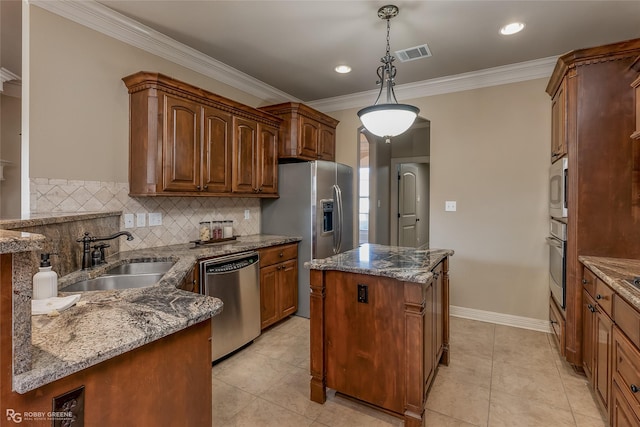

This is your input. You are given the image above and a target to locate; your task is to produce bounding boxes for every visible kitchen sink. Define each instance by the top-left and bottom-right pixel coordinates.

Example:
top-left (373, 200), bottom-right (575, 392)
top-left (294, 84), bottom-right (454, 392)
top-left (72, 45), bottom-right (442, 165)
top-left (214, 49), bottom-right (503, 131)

top-left (63, 273), bottom-right (165, 292)
top-left (105, 261), bottom-right (174, 275)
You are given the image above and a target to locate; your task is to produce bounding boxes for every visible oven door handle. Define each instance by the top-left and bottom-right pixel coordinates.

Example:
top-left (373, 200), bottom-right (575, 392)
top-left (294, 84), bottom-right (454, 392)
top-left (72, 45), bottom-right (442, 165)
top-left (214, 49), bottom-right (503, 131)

top-left (546, 237), bottom-right (562, 248)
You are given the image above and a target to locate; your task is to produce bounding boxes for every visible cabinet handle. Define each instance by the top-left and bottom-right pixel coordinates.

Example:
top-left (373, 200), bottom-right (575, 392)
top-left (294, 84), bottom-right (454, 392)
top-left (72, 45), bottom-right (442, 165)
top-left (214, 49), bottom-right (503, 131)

top-left (632, 384), bottom-right (639, 393)
top-left (582, 279), bottom-right (588, 285)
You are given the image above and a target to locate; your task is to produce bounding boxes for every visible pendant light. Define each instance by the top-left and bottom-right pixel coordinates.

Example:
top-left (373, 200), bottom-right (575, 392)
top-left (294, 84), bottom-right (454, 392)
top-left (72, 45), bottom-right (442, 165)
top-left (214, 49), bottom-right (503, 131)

top-left (357, 5), bottom-right (419, 143)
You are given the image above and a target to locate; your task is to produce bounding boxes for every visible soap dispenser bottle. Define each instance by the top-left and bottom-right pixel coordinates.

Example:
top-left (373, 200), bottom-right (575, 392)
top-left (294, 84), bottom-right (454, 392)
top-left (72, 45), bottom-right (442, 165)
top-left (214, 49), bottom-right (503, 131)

top-left (33, 253), bottom-right (58, 300)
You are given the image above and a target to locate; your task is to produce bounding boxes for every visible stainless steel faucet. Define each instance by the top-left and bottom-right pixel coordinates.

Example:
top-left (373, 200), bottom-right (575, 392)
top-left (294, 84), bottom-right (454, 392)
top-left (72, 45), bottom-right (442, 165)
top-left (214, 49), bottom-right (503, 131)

top-left (77, 231), bottom-right (134, 270)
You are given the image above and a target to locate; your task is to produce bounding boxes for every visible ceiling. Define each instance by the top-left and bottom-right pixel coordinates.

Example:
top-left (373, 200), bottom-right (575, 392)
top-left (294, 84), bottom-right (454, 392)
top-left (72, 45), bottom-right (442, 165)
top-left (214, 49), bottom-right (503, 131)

top-left (95, 1), bottom-right (640, 102)
top-left (3, 1), bottom-right (640, 102)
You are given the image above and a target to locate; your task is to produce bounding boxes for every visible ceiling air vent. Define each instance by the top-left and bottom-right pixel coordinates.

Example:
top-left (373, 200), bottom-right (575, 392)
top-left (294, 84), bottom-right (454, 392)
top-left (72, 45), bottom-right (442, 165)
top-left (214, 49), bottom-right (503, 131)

top-left (395, 44), bottom-right (432, 62)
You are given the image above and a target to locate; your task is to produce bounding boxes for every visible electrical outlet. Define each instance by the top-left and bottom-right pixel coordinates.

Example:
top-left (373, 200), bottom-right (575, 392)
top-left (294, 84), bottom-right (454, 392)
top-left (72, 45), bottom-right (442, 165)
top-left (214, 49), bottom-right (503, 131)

top-left (445, 201), bottom-right (457, 212)
top-left (148, 212), bottom-right (162, 226)
top-left (357, 284), bottom-right (369, 303)
top-left (124, 214), bottom-right (134, 229)
top-left (52, 385), bottom-right (85, 426)
top-left (136, 213), bottom-right (146, 227)
top-left (244, 209), bottom-right (250, 220)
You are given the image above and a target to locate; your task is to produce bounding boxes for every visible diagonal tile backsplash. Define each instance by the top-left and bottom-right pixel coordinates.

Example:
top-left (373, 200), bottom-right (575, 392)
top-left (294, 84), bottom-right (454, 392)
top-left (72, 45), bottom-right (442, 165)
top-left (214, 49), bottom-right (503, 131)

top-left (30, 178), bottom-right (261, 251)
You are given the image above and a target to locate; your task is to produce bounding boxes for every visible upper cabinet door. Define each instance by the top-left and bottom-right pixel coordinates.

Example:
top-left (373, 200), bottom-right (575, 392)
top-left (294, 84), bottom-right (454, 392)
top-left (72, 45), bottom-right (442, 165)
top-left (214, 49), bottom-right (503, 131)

top-left (299, 116), bottom-right (319, 159)
top-left (162, 94), bottom-right (201, 192)
top-left (256, 123), bottom-right (279, 194)
top-left (318, 124), bottom-right (336, 161)
top-left (203, 107), bottom-right (232, 193)
top-left (232, 117), bottom-right (257, 193)
top-left (551, 78), bottom-right (567, 163)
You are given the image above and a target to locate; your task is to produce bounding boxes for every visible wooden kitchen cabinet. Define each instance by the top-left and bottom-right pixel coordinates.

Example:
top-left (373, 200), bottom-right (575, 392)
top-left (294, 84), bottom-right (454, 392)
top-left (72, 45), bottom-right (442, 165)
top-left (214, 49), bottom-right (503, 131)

top-left (582, 267), bottom-right (614, 412)
top-left (612, 327), bottom-right (640, 424)
top-left (612, 379), bottom-right (640, 427)
top-left (259, 102), bottom-right (339, 161)
top-left (582, 262), bottom-right (640, 423)
top-left (259, 243), bottom-right (298, 329)
top-left (231, 118), bottom-right (278, 195)
top-left (550, 77), bottom-right (568, 163)
top-left (583, 289), bottom-right (597, 381)
top-left (309, 256), bottom-right (450, 427)
top-left (122, 71), bottom-right (281, 197)
top-left (546, 39), bottom-right (640, 366)
top-left (632, 56), bottom-right (640, 141)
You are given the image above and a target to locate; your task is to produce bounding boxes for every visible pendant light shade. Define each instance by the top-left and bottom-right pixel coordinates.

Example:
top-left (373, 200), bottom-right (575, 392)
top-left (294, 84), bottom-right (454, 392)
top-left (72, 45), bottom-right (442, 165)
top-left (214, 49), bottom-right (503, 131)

top-left (357, 5), bottom-right (419, 140)
top-left (358, 103), bottom-right (419, 138)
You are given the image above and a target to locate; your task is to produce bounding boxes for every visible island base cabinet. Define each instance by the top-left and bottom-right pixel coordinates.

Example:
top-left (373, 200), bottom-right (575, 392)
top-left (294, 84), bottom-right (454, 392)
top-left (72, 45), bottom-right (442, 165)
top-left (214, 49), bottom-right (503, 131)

top-left (310, 258), bottom-right (449, 427)
top-left (1, 321), bottom-right (212, 426)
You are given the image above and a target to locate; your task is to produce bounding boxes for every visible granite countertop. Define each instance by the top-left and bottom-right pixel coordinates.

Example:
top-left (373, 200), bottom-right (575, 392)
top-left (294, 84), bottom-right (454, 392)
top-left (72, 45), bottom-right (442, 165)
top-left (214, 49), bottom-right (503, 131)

top-left (579, 256), bottom-right (640, 309)
top-left (306, 244), bottom-right (454, 283)
top-left (14, 234), bottom-right (301, 394)
top-left (0, 229), bottom-right (46, 254)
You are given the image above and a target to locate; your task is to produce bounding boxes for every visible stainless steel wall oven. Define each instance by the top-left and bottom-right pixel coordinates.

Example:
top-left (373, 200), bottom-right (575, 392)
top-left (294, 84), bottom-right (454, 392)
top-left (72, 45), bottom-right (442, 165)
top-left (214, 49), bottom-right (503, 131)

top-left (547, 219), bottom-right (567, 309)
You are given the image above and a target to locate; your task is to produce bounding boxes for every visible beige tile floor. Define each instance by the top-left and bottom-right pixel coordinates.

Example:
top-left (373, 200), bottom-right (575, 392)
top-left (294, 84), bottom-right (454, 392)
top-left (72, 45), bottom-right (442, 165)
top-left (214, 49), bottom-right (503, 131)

top-left (211, 315), bottom-right (608, 426)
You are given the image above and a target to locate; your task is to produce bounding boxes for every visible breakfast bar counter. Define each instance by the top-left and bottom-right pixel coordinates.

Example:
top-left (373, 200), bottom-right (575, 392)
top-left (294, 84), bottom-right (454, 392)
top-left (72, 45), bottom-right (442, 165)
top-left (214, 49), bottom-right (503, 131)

top-left (307, 244), bottom-right (453, 427)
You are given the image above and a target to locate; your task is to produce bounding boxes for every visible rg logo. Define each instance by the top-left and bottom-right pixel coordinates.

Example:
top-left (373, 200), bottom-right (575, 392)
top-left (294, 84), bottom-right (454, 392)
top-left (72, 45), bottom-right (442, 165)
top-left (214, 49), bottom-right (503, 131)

top-left (6, 409), bottom-right (22, 423)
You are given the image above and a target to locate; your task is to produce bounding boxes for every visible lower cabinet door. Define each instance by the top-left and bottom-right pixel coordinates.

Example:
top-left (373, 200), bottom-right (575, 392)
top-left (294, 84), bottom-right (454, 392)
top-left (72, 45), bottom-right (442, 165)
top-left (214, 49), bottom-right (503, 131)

top-left (279, 259), bottom-right (298, 317)
top-left (595, 309), bottom-right (613, 411)
top-left (260, 265), bottom-right (279, 328)
top-left (613, 380), bottom-right (640, 427)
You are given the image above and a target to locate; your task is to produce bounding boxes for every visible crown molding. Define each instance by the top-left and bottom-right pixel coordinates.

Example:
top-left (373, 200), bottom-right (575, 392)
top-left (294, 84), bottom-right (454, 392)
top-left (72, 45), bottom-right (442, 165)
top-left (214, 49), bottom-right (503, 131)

top-left (30, 1), bottom-right (556, 112)
top-left (307, 56), bottom-right (558, 113)
top-left (29, 0), bottom-right (299, 104)
top-left (0, 67), bottom-right (21, 93)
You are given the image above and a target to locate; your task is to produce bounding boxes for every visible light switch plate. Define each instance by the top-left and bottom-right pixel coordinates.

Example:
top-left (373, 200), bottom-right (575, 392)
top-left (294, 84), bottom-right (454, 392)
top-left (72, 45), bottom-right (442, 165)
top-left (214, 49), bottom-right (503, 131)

top-left (124, 214), bottom-right (134, 229)
top-left (136, 213), bottom-right (146, 227)
top-left (149, 212), bottom-right (162, 226)
top-left (445, 201), bottom-right (457, 212)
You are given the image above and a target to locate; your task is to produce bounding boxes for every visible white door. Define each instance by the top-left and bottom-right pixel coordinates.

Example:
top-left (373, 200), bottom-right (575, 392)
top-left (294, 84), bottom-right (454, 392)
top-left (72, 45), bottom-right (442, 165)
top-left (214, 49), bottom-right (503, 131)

top-left (398, 164), bottom-right (419, 247)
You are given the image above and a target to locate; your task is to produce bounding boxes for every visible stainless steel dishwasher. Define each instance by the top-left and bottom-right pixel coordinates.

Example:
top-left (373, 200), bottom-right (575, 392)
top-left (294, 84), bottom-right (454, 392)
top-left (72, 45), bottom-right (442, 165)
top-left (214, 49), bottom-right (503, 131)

top-left (200, 251), bottom-right (260, 363)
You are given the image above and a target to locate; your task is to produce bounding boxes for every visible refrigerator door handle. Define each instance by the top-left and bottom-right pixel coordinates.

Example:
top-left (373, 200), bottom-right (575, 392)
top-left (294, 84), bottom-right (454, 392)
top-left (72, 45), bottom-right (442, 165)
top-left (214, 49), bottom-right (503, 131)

top-left (333, 184), bottom-right (343, 253)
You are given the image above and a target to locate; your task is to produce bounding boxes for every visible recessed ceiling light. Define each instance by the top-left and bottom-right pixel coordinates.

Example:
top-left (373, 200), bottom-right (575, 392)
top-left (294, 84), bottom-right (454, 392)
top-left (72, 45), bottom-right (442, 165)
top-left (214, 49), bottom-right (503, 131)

top-left (500, 22), bottom-right (525, 35)
top-left (334, 65), bottom-right (352, 74)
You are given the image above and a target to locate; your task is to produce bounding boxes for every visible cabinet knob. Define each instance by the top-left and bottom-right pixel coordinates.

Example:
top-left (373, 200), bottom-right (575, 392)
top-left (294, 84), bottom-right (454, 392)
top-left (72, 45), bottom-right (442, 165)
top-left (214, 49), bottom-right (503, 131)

top-left (632, 384), bottom-right (639, 393)
top-left (203, 185), bottom-right (208, 190)
top-left (279, 252), bottom-right (284, 257)
top-left (582, 279), bottom-right (588, 285)
top-left (196, 185), bottom-right (201, 190)
top-left (596, 294), bottom-right (603, 300)
top-left (258, 187), bottom-right (263, 192)
top-left (587, 304), bottom-right (596, 313)
top-left (550, 319), bottom-right (558, 325)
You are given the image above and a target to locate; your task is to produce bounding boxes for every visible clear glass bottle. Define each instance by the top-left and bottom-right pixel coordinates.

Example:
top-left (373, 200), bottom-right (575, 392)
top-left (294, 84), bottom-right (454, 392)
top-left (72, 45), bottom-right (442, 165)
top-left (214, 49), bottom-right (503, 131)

top-left (199, 221), bottom-right (211, 242)
top-left (223, 220), bottom-right (233, 238)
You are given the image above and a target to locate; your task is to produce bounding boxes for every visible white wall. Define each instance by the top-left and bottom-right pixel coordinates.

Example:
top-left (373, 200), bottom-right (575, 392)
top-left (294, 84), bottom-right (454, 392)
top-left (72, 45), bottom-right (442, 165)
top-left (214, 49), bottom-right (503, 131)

top-left (330, 79), bottom-right (550, 321)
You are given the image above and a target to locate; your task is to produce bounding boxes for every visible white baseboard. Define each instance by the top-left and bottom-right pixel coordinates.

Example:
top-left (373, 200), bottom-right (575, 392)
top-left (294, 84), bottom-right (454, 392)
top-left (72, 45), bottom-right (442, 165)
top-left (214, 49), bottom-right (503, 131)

top-left (450, 305), bottom-right (552, 334)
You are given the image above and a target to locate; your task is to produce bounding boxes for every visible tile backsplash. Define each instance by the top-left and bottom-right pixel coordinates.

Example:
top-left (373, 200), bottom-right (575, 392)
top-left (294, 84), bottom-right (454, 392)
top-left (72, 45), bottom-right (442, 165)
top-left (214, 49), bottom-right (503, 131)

top-left (30, 178), bottom-right (261, 251)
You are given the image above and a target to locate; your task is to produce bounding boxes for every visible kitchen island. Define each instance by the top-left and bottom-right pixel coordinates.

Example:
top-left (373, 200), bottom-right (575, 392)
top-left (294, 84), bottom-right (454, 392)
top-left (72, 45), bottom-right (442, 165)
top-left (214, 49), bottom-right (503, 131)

top-left (307, 244), bottom-right (453, 427)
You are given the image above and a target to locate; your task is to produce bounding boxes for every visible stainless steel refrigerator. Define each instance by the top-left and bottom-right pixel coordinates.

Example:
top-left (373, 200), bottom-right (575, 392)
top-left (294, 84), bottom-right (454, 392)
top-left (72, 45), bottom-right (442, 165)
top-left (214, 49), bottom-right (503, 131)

top-left (262, 160), bottom-right (354, 318)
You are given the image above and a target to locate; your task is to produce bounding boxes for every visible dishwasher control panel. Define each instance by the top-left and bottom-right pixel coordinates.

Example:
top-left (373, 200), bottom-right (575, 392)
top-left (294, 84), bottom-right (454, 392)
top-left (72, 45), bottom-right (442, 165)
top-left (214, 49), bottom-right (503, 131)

top-left (203, 253), bottom-right (260, 274)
